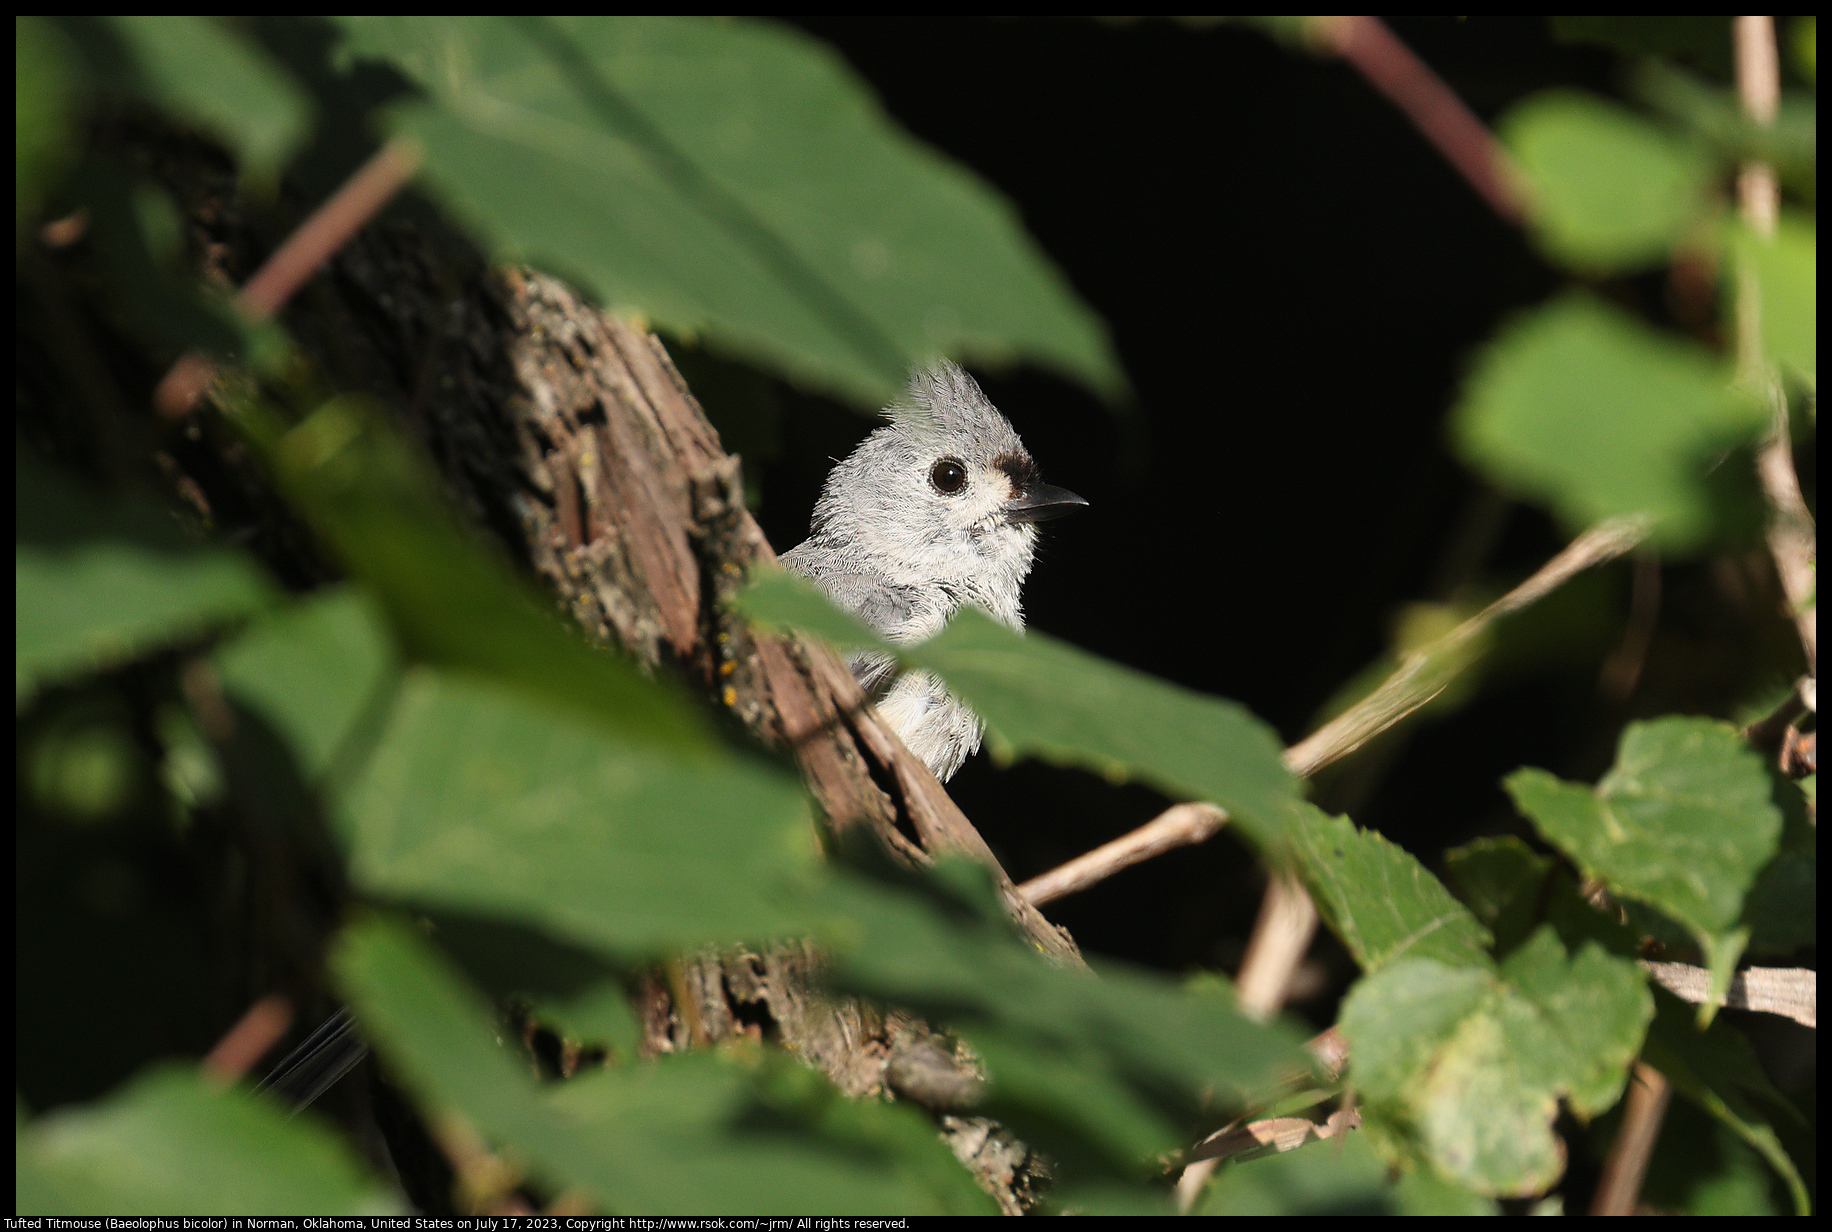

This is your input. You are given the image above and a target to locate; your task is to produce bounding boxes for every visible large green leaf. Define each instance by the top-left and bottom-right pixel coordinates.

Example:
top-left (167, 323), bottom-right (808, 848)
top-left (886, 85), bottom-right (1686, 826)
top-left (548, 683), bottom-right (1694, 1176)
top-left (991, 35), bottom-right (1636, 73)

top-left (340, 667), bottom-right (815, 957)
top-left (1290, 806), bottom-right (1494, 973)
top-left (214, 584), bottom-right (397, 782)
top-left (1342, 927), bottom-right (1652, 1197)
top-left (1501, 90), bottom-right (1713, 273)
top-left (735, 569), bottom-right (1301, 849)
top-left (241, 394), bottom-right (707, 752)
top-left (17, 453), bottom-right (275, 704)
top-left (1641, 989), bottom-right (1810, 1215)
top-left (811, 859), bottom-right (1311, 1175)
top-left (331, 16), bottom-right (1122, 408)
top-left (1453, 294), bottom-right (1765, 548)
top-left (1504, 716), bottom-right (1782, 1018)
top-left (334, 914), bottom-right (993, 1214)
top-left (16, 1067), bottom-right (399, 1215)
top-left (104, 16), bottom-right (310, 181)
top-left (1733, 213), bottom-right (1817, 387)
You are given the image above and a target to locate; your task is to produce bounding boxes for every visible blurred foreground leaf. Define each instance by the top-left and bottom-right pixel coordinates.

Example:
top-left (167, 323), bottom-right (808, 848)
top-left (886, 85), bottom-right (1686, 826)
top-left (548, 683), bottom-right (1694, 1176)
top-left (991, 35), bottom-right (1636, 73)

top-left (214, 584), bottom-right (397, 783)
top-left (103, 16), bottom-right (310, 181)
top-left (1505, 717), bottom-right (1782, 1019)
top-left (1502, 90), bottom-right (1712, 273)
top-left (335, 914), bottom-right (992, 1214)
top-left (16, 1067), bottom-right (398, 1216)
top-left (1454, 294), bottom-right (1763, 548)
top-left (1342, 928), bottom-right (1651, 1197)
top-left (238, 394), bottom-right (708, 752)
top-left (813, 857), bottom-right (1311, 1175)
top-left (736, 569), bottom-right (1300, 849)
top-left (17, 453), bottom-right (274, 704)
top-left (1733, 213), bottom-right (1817, 388)
top-left (332, 15), bottom-right (1122, 408)
top-left (1197, 1127), bottom-right (1397, 1215)
top-left (341, 668), bottom-right (815, 958)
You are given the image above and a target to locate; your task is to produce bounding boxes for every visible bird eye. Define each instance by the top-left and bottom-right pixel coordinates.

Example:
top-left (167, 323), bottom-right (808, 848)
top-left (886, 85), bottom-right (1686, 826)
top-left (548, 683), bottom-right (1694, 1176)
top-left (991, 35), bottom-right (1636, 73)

top-left (930, 458), bottom-right (968, 494)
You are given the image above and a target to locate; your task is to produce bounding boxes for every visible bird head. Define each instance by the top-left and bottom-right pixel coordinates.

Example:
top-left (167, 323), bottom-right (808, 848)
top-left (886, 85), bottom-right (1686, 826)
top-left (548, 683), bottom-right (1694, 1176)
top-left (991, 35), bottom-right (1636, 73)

top-left (807, 361), bottom-right (1086, 611)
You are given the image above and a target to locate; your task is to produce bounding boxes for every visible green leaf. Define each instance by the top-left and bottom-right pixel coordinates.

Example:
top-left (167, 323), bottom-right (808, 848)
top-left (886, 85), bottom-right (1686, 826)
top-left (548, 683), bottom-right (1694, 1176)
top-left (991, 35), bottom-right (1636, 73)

top-left (736, 570), bottom-right (1301, 849)
top-left (1445, 835), bottom-right (1648, 963)
top-left (17, 453), bottom-right (275, 704)
top-left (1502, 90), bottom-right (1713, 272)
top-left (1290, 806), bottom-right (1494, 973)
top-left (1740, 772), bottom-right (1815, 957)
top-left (103, 16), bottom-right (310, 180)
top-left (1453, 293), bottom-right (1765, 549)
top-left (334, 914), bottom-right (993, 1214)
top-left (1443, 836), bottom-right (1556, 957)
top-left (1391, 1165), bottom-right (1501, 1216)
top-left (1627, 63), bottom-right (1816, 190)
top-left (1342, 928), bottom-right (1652, 1197)
top-left (1641, 989), bottom-right (1810, 1215)
top-left (16, 1066), bottom-right (398, 1215)
top-left (242, 394), bottom-right (707, 752)
top-left (1504, 716), bottom-right (1782, 1018)
top-left (1198, 1128), bottom-right (1394, 1215)
top-left (1640, 1098), bottom-right (1784, 1215)
top-left (16, 17), bottom-right (80, 235)
top-left (1297, 806), bottom-right (1494, 975)
top-left (422, 911), bottom-right (643, 1056)
top-left (214, 585), bottom-right (397, 783)
top-left (340, 667), bottom-right (815, 957)
top-left (1733, 213), bottom-right (1816, 387)
top-left (812, 859), bottom-right (1311, 1175)
top-left (331, 16), bottom-right (1122, 409)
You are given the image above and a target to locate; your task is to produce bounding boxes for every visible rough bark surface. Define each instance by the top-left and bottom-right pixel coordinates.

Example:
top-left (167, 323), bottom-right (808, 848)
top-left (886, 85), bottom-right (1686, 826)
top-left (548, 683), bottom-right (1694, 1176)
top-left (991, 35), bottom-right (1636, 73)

top-left (153, 132), bottom-right (1068, 1210)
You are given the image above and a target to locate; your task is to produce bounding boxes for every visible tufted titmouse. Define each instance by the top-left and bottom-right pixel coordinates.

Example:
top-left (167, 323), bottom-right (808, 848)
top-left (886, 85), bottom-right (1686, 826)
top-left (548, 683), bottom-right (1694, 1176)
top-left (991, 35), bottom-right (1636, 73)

top-left (780, 362), bottom-right (1086, 782)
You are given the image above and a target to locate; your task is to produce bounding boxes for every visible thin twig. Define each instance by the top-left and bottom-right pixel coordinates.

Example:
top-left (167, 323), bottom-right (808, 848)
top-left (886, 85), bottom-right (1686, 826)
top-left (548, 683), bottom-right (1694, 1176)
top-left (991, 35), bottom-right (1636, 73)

top-left (1015, 803), bottom-right (1225, 906)
top-left (1733, 15), bottom-right (1817, 675)
top-left (200, 994), bottom-right (294, 1086)
top-left (1641, 961), bottom-right (1816, 1029)
top-left (155, 139), bottom-right (423, 418)
top-left (1311, 16), bottom-right (1526, 224)
top-left (1233, 873), bottom-right (1320, 1022)
top-left (1286, 515), bottom-right (1650, 778)
top-left (1590, 1062), bottom-right (1671, 1216)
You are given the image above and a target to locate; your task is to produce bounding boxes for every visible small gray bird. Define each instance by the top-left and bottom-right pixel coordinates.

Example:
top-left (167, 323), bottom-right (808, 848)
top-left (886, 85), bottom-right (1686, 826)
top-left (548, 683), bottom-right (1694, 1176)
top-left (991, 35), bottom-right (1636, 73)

top-left (780, 361), bottom-right (1086, 782)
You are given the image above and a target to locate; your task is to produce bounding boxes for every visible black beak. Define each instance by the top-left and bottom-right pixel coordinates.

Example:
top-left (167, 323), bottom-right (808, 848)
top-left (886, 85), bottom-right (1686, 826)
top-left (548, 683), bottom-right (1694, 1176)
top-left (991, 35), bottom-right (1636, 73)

top-left (1005, 482), bottom-right (1088, 524)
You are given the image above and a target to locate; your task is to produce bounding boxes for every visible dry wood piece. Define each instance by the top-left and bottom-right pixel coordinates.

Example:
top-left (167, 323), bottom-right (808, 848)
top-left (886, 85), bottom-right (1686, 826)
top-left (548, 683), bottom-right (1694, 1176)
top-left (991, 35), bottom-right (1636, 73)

top-left (1641, 962), bottom-right (1817, 1030)
top-left (1188, 1105), bottom-right (1362, 1165)
top-left (1589, 1063), bottom-right (1671, 1216)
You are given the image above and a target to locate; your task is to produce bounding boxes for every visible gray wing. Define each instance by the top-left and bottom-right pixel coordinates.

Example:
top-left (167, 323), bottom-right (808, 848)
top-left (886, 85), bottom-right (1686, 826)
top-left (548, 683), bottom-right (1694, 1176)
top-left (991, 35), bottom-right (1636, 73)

top-left (780, 545), bottom-right (915, 698)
